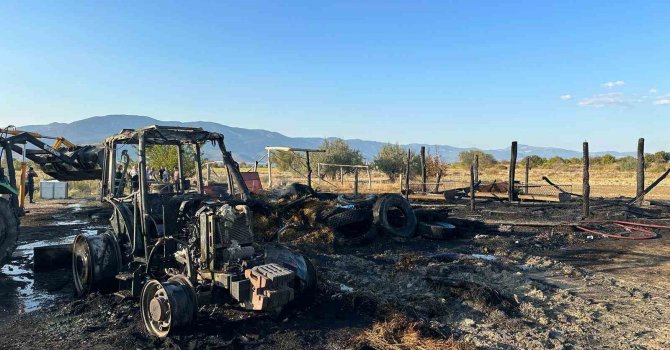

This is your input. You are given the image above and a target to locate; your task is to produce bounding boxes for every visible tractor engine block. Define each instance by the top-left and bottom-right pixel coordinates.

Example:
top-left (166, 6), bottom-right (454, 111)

top-left (197, 204), bottom-right (254, 271)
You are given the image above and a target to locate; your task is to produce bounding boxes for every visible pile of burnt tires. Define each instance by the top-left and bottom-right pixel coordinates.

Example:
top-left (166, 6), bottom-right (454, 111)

top-left (323, 193), bottom-right (458, 245)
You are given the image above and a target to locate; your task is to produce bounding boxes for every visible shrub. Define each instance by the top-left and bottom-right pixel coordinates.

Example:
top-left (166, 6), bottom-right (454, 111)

top-left (458, 150), bottom-right (497, 168)
top-left (372, 144), bottom-right (421, 181)
top-left (618, 156), bottom-right (636, 171)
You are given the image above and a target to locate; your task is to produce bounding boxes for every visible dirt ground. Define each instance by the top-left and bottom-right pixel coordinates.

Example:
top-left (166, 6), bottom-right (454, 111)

top-left (1, 196), bottom-right (670, 349)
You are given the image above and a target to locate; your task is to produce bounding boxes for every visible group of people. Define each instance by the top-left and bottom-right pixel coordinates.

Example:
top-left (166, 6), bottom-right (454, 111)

top-left (21, 163), bottom-right (191, 204)
top-left (114, 165), bottom-right (183, 194)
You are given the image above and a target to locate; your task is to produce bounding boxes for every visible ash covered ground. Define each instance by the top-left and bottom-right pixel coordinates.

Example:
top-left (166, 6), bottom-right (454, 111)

top-left (1, 197), bottom-right (670, 349)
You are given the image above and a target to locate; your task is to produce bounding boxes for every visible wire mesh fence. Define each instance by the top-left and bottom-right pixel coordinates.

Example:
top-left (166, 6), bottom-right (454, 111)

top-left (517, 183), bottom-right (573, 197)
top-left (204, 163), bottom-right (670, 201)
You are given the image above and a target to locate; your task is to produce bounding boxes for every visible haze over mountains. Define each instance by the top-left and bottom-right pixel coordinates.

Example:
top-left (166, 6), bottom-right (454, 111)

top-left (18, 115), bottom-right (635, 163)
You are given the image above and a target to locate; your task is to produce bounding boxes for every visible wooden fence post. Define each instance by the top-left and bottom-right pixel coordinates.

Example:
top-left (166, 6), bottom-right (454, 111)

top-left (508, 141), bottom-right (518, 202)
top-left (267, 149), bottom-right (272, 188)
top-left (583, 142), bottom-right (590, 217)
top-left (474, 154), bottom-right (479, 183)
top-left (525, 157), bottom-right (530, 194)
top-left (405, 149), bottom-right (411, 200)
top-left (420, 146), bottom-right (427, 193)
top-left (470, 163), bottom-right (476, 211)
top-left (306, 151), bottom-right (312, 188)
top-left (354, 168), bottom-right (359, 195)
top-left (637, 138), bottom-right (645, 203)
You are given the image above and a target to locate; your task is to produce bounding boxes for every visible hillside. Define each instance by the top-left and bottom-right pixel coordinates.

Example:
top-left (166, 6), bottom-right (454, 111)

top-left (18, 115), bottom-right (634, 163)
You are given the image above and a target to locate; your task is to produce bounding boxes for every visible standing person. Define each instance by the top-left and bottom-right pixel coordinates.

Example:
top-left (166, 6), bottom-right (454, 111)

top-left (173, 167), bottom-right (180, 192)
top-left (25, 166), bottom-right (38, 203)
top-left (161, 167), bottom-right (169, 182)
top-left (114, 165), bottom-right (124, 195)
top-left (130, 165), bottom-right (139, 192)
top-left (158, 167), bottom-right (164, 181)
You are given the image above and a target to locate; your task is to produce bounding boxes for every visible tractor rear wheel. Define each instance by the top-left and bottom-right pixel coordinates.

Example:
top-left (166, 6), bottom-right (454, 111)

top-left (0, 198), bottom-right (19, 267)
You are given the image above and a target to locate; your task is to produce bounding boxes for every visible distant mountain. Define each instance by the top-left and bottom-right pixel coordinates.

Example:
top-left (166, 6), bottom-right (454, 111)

top-left (18, 115), bottom-right (635, 163)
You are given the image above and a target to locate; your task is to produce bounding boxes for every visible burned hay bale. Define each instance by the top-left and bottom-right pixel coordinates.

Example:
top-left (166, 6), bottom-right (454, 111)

top-left (357, 313), bottom-right (475, 350)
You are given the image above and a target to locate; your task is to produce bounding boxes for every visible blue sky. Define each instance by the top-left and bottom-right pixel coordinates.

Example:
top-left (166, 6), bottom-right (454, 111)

top-left (1, 1), bottom-right (669, 152)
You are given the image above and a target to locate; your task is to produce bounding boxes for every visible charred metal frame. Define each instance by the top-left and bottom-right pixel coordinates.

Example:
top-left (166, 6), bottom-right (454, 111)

top-left (71, 126), bottom-right (315, 337)
top-left (101, 125), bottom-right (250, 201)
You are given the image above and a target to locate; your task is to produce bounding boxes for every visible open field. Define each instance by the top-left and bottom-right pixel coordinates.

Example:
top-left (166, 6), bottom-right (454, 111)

top-left (13, 158), bottom-right (669, 201)
top-left (240, 163), bottom-right (670, 200)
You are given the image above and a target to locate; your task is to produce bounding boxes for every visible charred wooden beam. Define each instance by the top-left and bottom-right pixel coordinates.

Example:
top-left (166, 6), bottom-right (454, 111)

top-left (508, 141), bottom-right (517, 202)
top-left (583, 142), bottom-right (590, 218)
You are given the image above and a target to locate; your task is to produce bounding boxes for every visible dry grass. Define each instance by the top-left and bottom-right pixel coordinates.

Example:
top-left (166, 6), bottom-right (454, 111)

top-left (19, 160), bottom-right (670, 200)
top-left (68, 180), bottom-right (99, 198)
top-left (358, 313), bottom-right (475, 350)
top-left (253, 163), bottom-right (670, 199)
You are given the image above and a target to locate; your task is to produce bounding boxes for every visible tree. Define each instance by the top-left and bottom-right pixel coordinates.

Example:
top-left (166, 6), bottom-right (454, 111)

top-left (523, 155), bottom-right (545, 168)
top-left (270, 151), bottom-right (305, 172)
top-left (373, 144), bottom-right (406, 181)
top-left (458, 150), bottom-right (497, 168)
top-left (653, 151), bottom-right (670, 163)
top-left (146, 145), bottom-right (197, 177)
top-left (424, 149), bottom-right (447, 177)
top-left (313, 139), bottom-right (364, 178)
top-left (372, 144), bottom-right (424, 181)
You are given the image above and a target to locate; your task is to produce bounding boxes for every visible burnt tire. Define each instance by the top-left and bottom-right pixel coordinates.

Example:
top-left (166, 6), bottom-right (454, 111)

top-left (265, 245), bottom-right (318, 297)
top-left (0, 198), bottom-right (19, 267)
top-left (336, 194), bottom-right (378, 208)
top-left (72, 233), bottom-right (122, 296)
top-left (334, 226), bottom-right (377, 246)
top-left (316, 206), bottom-right (347, 222)
top-left (418, 221), bottom-right (458, 240)
top-left (327, 208), bottom-right (372, 231)
top-left (372, 194), bottom-right (417, 238)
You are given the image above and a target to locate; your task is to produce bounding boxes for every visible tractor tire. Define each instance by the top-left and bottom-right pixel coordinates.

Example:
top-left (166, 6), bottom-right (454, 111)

top-left (316, 206), bottom-right (347, 223)
top-left (372, 194), bottom-right (417, 238)
top-left (327, 208), bottom-right (373, 231)
top-left (0, 198), bottom-right (19, 267)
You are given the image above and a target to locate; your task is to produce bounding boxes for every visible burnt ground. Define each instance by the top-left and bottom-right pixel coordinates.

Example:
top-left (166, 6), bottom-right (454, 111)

top-left (1, 197), bottom-right (670, 349)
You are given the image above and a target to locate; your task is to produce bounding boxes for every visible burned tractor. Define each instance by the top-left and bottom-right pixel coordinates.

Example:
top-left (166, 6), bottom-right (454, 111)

top-left (71, 126), bottom-right (316, 337)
